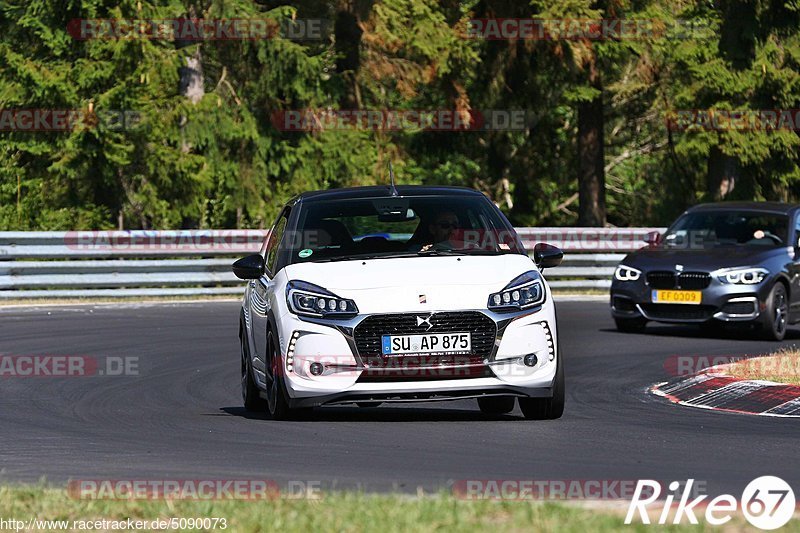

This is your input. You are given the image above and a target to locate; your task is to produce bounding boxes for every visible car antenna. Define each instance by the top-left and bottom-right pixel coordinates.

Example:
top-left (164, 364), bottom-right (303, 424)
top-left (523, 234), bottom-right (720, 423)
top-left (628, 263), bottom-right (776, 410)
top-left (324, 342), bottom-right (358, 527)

top-left (388, 162), bottom-right (399, 197)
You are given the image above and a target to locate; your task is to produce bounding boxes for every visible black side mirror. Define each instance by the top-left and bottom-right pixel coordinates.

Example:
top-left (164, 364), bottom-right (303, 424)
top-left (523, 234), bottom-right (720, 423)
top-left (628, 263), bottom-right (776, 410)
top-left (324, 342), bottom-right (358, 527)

top-left (644, 231), bottom-right (662, 246)
top-left (533, 243), bottom-right (563, 269)
top-left (232, 254), bottom-right (265, 280)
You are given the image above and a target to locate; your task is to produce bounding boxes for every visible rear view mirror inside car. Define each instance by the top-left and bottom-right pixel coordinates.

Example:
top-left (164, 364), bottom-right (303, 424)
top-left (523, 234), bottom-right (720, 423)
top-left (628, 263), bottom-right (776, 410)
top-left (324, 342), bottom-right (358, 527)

top-left (373, 198), bottom-right (416, 222)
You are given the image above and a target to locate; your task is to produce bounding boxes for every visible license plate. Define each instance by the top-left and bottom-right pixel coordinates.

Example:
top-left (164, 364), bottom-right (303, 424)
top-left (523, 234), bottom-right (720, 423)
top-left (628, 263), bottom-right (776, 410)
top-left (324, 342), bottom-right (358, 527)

top-left (651, 290), bottom-right (702, 305)
top-left (381, 333), bottom-right (471, 355)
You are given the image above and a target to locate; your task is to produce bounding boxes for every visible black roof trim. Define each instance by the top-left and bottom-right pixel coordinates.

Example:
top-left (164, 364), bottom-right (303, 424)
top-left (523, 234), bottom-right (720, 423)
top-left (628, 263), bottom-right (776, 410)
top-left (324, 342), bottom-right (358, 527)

top-left (297, 185), bottom-right (486, 202)
top-left (687, 201), bottom-right (798, 215)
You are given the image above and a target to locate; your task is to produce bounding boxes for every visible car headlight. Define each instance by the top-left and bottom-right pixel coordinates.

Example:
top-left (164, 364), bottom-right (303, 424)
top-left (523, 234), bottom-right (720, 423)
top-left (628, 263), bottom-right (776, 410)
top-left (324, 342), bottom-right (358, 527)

top-left (286, 280), bottom-right (358, 318)
top-left (614, 265), bottom-right (642, 282)
top-left (716, 267), bottom-right (768, 285)
top-left (488, 271), bottom-right (545, 312)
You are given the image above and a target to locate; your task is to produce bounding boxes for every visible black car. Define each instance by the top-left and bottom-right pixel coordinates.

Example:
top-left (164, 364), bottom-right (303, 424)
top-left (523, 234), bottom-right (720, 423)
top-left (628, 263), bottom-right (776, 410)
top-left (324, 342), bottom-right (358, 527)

top-left (610, 202), bottom-right (800, 340)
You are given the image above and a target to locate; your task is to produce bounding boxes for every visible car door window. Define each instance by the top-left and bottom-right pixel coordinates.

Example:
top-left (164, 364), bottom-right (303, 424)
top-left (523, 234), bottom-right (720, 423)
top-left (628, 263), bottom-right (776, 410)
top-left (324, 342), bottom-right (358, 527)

top-left (265, 212), bottom-right (289, 277)
top-left (795, 217), bottom-right (800, 248)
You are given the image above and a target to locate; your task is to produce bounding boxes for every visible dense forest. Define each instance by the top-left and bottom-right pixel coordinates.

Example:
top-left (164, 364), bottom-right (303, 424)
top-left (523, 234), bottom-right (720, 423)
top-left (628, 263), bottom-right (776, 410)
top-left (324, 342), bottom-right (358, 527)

top-left (0, 0), bottom-right (798, 230)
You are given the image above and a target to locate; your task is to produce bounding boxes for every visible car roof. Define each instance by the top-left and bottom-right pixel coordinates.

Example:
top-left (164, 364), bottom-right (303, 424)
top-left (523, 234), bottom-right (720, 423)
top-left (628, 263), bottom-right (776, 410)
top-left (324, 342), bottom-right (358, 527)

top-left (294, 185), bottom-right (486, 203)
top-left (687, 201), bottom-right (799, 215)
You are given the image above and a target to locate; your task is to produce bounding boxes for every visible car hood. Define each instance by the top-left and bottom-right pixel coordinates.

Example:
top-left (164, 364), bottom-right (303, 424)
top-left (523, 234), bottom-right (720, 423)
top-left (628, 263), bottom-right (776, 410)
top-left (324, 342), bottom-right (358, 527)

top-left (622, 244), bottom-right (793, 271)
top-left (282, 254), bottom-right (540, 313)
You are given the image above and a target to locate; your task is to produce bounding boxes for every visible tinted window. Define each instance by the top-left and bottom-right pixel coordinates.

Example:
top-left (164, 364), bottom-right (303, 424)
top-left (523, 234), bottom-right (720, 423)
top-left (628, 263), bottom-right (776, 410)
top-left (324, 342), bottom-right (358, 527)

top-left (795, 216), bottom-right (800, 247)
top-left (285, 195), bottom-right (522, 263)
top-left (266, 214), bottom-right (288, 274)
top-left (664, 211), bottom-right (789, 248)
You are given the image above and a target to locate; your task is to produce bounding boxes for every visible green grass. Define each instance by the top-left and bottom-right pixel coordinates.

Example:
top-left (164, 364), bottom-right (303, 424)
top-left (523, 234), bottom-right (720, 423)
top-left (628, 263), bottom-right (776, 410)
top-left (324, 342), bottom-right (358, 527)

top-left (726, 349), bottom-right (800, 385)
top-left (0, 485), bottom-right (768, 532)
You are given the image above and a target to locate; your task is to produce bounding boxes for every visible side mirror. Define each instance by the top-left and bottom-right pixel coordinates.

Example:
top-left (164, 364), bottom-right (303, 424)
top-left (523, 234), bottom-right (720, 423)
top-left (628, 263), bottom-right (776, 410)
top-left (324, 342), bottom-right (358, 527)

top-left (644, 231), bottom-right (662, 246)
top-left (232, 254), bottom-right (265, 280)
top-left (533, 243), bottom-right (563, 269)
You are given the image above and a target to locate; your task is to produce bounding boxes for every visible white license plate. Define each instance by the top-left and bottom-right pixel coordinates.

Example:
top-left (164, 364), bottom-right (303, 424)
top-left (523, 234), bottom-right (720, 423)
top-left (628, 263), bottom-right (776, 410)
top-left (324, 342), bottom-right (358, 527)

top-left (381, 333), bottom-right (471, 355)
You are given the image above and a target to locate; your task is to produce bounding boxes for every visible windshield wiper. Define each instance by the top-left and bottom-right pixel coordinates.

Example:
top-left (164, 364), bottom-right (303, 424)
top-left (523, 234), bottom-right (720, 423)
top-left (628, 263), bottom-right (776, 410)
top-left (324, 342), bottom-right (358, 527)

top-left (309, 254), bottom-right (384, 263)
top-left (307, 249), bottom-right (500, 263)
top-left (310, 252), bottom-right (421, 263)
top-left (415, 249), bottom-right (468, 256)
top-left (417, 248), bottom-right (500, 256)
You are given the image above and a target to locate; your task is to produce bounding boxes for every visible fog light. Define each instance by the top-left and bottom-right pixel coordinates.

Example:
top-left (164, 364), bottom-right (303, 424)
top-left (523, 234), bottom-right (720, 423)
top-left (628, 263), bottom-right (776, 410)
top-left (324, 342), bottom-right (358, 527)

top-left (309, 362), bottom-right (324, 376)
top-left (523, 354), bottom-right (538, 367)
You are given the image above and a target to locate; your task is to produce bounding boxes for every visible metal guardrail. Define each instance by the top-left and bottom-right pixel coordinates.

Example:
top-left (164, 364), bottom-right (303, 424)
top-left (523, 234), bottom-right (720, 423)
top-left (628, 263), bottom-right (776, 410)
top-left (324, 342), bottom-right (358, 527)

top-left (0, 228), bottom-right (665, 298)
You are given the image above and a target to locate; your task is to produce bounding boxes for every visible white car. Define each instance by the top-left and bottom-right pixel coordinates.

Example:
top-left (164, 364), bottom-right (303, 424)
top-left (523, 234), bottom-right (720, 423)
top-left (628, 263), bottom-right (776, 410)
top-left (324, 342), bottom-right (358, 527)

top-left (233, 185), bottom-right (565, 420)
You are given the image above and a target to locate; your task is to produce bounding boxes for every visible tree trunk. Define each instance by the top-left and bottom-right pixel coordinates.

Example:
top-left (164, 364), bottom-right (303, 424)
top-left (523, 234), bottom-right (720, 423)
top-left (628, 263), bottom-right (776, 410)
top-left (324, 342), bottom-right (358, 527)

top-left (707, 145), bottom-right (738, 200)
top-left (177, 5), bottom-right (204, 153)
top-left (577, 58), bottom-right (606, 227)
top-left (704, 0), bottom-right (752, 201)
top-left (179, 47), bottom-right (204, 105)
top-left (334, 1), bottom-right (365, 109)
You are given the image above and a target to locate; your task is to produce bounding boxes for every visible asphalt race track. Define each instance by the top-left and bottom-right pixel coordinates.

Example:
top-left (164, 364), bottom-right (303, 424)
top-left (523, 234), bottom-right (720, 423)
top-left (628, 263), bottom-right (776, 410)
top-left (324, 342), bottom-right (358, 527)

top-left (1, 300), bottom-right (798, 497)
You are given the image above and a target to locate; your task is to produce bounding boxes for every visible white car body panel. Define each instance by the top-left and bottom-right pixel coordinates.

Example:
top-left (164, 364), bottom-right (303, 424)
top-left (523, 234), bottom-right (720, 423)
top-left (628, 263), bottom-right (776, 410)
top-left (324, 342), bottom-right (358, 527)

top-left (243, 254), bottom-right (559, 407)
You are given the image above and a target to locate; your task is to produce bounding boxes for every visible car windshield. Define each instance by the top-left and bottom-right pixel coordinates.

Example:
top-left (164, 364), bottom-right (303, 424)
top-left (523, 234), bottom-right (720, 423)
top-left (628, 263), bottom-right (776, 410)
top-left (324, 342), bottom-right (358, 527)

top-left (285, 195), bottom-right (523, 263)
top-left (663, 211), bottom-right (789, 248)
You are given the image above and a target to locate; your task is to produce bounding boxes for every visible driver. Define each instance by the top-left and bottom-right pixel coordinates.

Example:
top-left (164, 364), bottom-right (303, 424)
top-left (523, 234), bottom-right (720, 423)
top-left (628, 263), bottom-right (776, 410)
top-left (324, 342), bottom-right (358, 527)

top-left (411, 210), bottom-right (461, 252)
top-left (429, 211), bottom-right (460, 245)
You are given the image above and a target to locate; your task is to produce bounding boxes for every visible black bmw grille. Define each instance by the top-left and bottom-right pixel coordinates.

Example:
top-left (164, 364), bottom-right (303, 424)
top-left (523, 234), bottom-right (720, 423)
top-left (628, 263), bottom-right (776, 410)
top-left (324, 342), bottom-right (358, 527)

top-left (353, 311), bottom-right (497, 366)
top-left (646, 271), bottom-right (710, 290)
top-left (677, 272), bottom-right (711, 290)
top-left (647, 271), bottom-right (675, 289)
top-left (640, 304), bottom-right (715, 321)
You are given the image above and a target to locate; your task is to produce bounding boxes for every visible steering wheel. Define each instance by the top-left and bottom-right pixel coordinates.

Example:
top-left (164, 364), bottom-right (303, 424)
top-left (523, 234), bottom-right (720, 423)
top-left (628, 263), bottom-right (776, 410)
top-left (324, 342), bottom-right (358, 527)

top-left (751, 230), bottom-right (783, 245)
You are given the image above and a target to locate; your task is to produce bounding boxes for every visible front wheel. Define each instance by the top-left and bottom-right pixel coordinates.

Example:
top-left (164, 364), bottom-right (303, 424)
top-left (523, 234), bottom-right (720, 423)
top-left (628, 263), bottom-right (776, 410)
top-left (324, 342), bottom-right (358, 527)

top-left (518, 350), bottom-right (565, 420)
top-left (760, 283), bottom-right (789, 341)
top-left (241, 334), bottom-right (267, 412)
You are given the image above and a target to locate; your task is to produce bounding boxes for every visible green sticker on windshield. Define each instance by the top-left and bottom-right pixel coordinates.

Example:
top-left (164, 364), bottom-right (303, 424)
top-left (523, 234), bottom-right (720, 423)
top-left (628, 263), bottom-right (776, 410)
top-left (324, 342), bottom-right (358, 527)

top-left (298, 249), bottom-right (313, 259)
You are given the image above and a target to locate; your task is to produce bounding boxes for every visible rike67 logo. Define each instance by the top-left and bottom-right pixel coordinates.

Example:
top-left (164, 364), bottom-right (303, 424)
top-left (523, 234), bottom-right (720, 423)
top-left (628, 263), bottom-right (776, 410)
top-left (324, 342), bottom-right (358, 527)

top-left (626, 477), bottom-right (795, 530)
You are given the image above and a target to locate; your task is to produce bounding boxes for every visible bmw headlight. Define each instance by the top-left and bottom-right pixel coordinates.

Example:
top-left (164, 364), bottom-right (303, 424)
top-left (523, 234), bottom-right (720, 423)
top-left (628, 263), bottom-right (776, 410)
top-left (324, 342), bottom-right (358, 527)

top-left (614, 265), bottom-right (642, 282)
top-left (488, 271), bottom-right (545, 312)
top-left (716, 267), bottom-right (768, 285)
top-left (286, 280), bottom-right (358, 318)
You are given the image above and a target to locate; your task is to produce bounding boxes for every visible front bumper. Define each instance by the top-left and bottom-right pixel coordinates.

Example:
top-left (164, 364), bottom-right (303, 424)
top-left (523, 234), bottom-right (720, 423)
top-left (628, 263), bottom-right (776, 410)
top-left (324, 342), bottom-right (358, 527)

top-left (610, 277), bottom-right (768, 323)
top-left (275, 305), bottom-right (559, 408)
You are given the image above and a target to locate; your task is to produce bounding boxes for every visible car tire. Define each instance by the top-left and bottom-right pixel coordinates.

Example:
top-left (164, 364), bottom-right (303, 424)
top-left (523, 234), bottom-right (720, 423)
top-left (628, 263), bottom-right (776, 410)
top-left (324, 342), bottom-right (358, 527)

top-left (241, 330), bottom-right (267, 412)
top-left (265, 328), bottom-right (307, 420)
top-left (614, 317), bottom-right (648, 333)
top-left (518, 348), bottom-right (565, 420)
top-left (477, 396), bottom-right (515, 415)
top-left (760, 282), bottom-right (789, 341)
